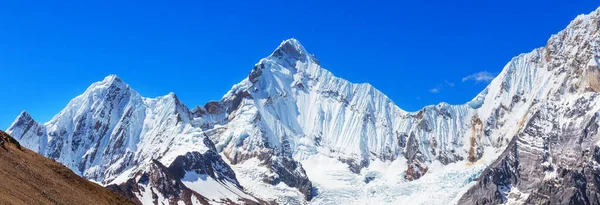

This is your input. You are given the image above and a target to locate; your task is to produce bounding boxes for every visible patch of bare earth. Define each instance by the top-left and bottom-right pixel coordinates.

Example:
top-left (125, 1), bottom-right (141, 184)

top-left (0, 130), bottom-right (133, 205)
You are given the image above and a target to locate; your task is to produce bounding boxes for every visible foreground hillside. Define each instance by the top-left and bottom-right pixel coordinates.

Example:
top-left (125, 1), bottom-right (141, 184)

top-left (0, 130), bottom-right (132, 205)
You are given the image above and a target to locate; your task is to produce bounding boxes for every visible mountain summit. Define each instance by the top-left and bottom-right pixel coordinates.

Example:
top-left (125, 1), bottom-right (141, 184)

top-left (271, 38), bottom-right (308, 58)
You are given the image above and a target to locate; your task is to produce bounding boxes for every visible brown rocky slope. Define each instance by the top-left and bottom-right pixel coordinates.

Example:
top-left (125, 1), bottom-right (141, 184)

top-left (0, 130), bottom-right (133, 205)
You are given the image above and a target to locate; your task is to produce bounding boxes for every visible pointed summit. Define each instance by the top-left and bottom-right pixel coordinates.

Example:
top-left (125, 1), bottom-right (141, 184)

top-left (7, 110), bottom-right (38, 135)
top-left (9, 110), bottom-right (36, 130)
top-left (82, 74), bottom-right (132, 96)
top-left (6, 110), bottom-right (46, 153)
top-left (270, 38), bottom-right (310, 61)
top-left (99, 74), bottom-right (127, 88)
top-left (16, 110), bottom-right (33, 121)
top-left (102, 74), bottom-right (123, 84)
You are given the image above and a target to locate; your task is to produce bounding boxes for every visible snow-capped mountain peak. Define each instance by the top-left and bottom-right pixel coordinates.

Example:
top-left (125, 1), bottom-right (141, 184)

top-left (79, 74), bottom-right (131, 97)
top-left (13, 110), bottom-right (35, 125)
top-left (99, 74), bottom-right (127, 87)
top-left (270, 38), bottom-right (310, 60)
top-left (7, 75), bottom-right (261, 204)
top-left (7, 110), bottom-right (46, 153)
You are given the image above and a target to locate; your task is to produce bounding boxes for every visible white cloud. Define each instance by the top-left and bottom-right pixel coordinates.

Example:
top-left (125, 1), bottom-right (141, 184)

top-left (429, 80), bottom-right (453, 94)
top-left (462, 71), bottom-right (495, 83)
top-left (429, 80), bottom-right (454, 94)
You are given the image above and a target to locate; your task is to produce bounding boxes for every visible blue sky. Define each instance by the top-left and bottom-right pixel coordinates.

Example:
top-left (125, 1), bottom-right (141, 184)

top-left (1, 0), bottom-right (599, 129)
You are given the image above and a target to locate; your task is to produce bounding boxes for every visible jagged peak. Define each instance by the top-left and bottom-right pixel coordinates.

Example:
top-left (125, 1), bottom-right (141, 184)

top-left (152, 92), bottom-right (182, 104)
top-left (70, 74), bottom-right (138, 106)
top-left (167, 92), bottom-right (178, 98)
top-left (544, 7), bottom-right (600, 50)
top-left (103, 74), bottom-right (121, 83)
top-left (44, 75), bottom-right (140, 126)
top-left (144, 92), bottom-right (193, 122)
top-left (269, 38), bottom-right (313, 62)
top-left (9, 110), bottom-right (37, 127)
top-left (7, 110), bottom-right (40, 135)
top-left (572, 6), bottom-right (600, 22)
top-left (87, 74), bottom-right (129, 92)
top-left (157, 92), bottom-right (188, 110)
top-left (274, 38), bottom-right (306, 53)
top-left (16, 110), bottom-right (33, 121)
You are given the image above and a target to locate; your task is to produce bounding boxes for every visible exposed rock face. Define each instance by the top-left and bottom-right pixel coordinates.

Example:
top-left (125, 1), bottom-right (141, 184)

top-left (109, 153), bottom-right (264, 205)
top-left (108, 160), bottom-right (211, 205)
top-left (405, 132), bottom-right (428, 181)
top-left (168, 151), bottom-right (241, 188)
top-left (261, 154), bottom-right (313, 200)
top-left (460, 105), bottom-right (600, 205)
top-left (167, 137), bottom-right (242, 187)
top-left (459, 8), bottom-right (600, 204)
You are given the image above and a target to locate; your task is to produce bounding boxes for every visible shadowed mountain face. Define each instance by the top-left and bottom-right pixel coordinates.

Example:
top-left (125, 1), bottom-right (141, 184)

top-left (0, 130), bottom-right (133, 205)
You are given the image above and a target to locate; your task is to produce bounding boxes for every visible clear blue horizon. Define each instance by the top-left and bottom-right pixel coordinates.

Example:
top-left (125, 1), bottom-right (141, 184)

top-left (2, 1), bottom-right (599, 130)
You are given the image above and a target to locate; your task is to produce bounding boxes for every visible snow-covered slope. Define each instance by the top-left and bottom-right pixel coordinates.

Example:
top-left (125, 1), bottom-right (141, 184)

top-left (7, 76), bottom-right (261, 204)
top-left (8, 6), bottom-right (600, 204)
top-left (8, 75), bottom-right (202, 183)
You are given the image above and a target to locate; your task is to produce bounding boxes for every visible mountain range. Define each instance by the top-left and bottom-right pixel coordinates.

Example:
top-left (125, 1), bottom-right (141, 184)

top-left (6, 6), bottom-right (600, 205)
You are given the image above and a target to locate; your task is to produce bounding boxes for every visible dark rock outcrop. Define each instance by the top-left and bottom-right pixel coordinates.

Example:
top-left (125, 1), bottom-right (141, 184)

top-left (459, 108), bottom-right (600, 205)
top-left (108, 160), bottom-right (211, 205)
